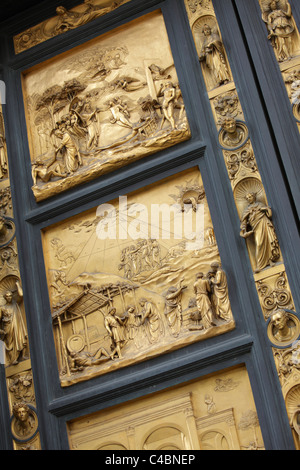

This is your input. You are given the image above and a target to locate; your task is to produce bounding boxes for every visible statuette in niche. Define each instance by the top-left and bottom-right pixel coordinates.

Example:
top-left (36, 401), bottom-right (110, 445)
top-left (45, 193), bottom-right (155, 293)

top-left (0, 279), bottom-right (28, 366)
top-left (260, 0), bottom-right (295, 62)
top-left (239, 191), bottom-right (280, 272)
top-left (164, 280), bottom-right (187, 337)
top-left (68, 347), bottom-right (111, 372)
top-left (193, 272), bottom-right (215, 329)
top-left (209, 262), bottom-right (232, 322)
top-left (139, 298), bottom-right (164, 344)
top-left (104, 307), bottom-right (127, 359)
top-left (196, 21), bottom-right (231, 89)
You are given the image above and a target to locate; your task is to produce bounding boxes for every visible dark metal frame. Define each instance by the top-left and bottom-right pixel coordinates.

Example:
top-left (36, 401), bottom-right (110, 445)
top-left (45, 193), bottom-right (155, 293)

top-left (0, 0), bottom-right (298, 450)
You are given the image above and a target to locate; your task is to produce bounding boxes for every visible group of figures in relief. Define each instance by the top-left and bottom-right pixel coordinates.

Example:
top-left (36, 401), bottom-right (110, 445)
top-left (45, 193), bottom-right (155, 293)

top-left (29, 44), bottom-right (188, 194)
top-left (62, 259), bottom-right (233, 377)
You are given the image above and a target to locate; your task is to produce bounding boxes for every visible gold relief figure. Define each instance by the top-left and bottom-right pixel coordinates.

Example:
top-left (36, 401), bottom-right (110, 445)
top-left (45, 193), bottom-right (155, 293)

top-left (164, 280), bottom-right (187, 337)
top-left (199, 24), bottom-right (231, 88)
top-left (68, 348), bottom-right (110, 372)
top-left (31, 157), bottom-right (67, 186)
top-left (109, 99), bottom-right (133, 129)
top-left (54, 124), bottom-right (83, 174)
top-left (240, 192), bottom-right (280, 272)
top-left (204, 394), bottom-right (216, 414)
top-left (214, 377), bottom-right (240, 392)
top-left (190, 264), bottom-right (232, 329)
top-left (209, 262), bottom-right (232, 322)
top-left (139, 298), bottom-right (164, 344)
top-left (80, 104), bottom-right (100, 150)
top-left (54, 4), bottom-right (103, 35)
top-left (123, 305), bottom-right (139, 341)
top-left (157, 81), bottom-right (177, 130)
top-left (261, 0), bottom-right (295, 62)
top-left (0, 280), bottom-right (28, 366)
top-left (104, 307), bottom-right (126, 359)
top-left (193, 272), bottom-right (216, 329)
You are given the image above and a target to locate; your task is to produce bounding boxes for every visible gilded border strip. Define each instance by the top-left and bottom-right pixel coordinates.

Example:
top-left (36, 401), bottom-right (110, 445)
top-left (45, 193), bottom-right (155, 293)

top-left (13, 0), bottom-right (132, 55)
top-left (0, 102), bottom-right (41, 450)
top-left (184, 0), bottom-right (300, 450)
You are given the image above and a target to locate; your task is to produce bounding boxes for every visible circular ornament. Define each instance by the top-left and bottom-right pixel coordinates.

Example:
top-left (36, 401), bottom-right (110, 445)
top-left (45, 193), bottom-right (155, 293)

top-left (67, 334), bottom-right (85, 354)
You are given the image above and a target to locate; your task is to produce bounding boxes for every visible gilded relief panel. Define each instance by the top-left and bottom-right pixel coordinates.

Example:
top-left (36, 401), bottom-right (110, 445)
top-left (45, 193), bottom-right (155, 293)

top-left (42, 167), bottom-right (235, 387)
top-left (67, 365), bottom-right (265, 450)
top-left (14, 0), bottom-right (132, 54)
top-left (22, 11), bottom-right (191, 202)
